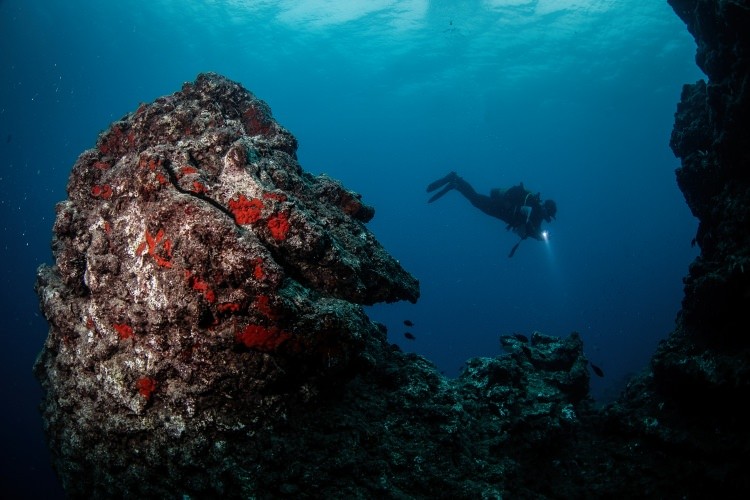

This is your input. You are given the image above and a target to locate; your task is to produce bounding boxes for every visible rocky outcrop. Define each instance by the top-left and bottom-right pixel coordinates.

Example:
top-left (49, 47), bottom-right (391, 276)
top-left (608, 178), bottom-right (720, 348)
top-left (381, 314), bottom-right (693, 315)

top-left (243, 331), bottom-right (592, 498)
top-left (659, 0), bottom-right (750, 419)
top-left (34, 73), bottom-right (596, 498)
top-left (33, 73), bottom-right (421, 497)
top-left (596, 1), bottom-right (750, 496)
top-left (668, 0), bottom-right (750, 343)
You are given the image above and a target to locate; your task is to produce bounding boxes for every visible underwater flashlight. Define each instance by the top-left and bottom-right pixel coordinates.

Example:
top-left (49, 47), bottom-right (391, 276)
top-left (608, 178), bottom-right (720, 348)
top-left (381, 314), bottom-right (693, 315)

top-left (542, 230), bottom-right (549, 242)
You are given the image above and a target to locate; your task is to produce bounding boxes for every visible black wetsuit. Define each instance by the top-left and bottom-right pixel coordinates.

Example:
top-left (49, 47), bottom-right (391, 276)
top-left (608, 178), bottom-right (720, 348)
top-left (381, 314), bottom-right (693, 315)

top-left (427, 172), bottom-right (553, 256)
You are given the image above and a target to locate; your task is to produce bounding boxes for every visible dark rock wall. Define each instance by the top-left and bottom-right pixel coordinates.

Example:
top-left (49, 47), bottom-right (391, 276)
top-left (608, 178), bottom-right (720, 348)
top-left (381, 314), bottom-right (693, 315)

top-left (596, 1), bottom-right (750, 496)
top-left (668, 0), bottom-right (750, 341)
top-left (654, 0), bottom-right (750, 406)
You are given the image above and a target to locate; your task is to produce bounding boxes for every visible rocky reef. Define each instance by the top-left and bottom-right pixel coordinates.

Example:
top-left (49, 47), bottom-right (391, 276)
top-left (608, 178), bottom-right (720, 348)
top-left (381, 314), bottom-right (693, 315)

top-left (600, 0), bottom-right (750, 495)
top-left (34, 0), bottom-right (750, 493)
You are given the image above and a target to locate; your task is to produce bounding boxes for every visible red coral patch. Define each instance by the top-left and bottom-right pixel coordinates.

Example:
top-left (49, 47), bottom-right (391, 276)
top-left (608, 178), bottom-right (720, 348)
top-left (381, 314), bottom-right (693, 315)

top-left (236, 324), bottom-right (290, 352)
top-left (217, 302), bottom-right (241, 314)
top-left (267, 212), bottom-right (290, 240)
top-left (138, 228), bottom-right (173, 268)
top-left (253, 258), bottom-right (265, 280)
top-left (187, 272), bottom-right (216, 303)
top-left (139, 156), bottom-right (163, 171)
top-left (136, 377), bottom-right (157, 399)
top-left (113, 323), bottom-right (133, 339)
top-left (242, 105), bottom-right (272, 136)
top-left (254, 294), bottom-right (278, 320)
top-left (91, 184), bottom-right (113, 200)
top-left (228, 194), bottom-right (263, 225)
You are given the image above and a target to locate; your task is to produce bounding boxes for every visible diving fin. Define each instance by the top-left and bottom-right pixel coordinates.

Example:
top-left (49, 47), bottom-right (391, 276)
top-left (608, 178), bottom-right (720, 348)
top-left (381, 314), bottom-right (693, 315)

top-left (508, 240), bottom-right (521, 258)
top-left (426, 172), bottom-right (456, 193)
top-left (428, 183), bottom-right (454, 203)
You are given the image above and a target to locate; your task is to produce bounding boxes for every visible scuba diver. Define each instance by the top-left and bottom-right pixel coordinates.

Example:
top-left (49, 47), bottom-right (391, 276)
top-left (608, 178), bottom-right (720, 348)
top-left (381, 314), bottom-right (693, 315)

top-left (427, 171), bottom-right (557, 258)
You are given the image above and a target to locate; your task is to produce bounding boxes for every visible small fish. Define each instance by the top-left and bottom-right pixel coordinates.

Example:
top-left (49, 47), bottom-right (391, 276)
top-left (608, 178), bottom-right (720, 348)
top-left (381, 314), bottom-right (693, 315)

top-left (404, 332), bottom-right (416, 340)
top-left (403, 319), bottom-right (414, 327)
top-left (589, 361), bottom-right (604, 377)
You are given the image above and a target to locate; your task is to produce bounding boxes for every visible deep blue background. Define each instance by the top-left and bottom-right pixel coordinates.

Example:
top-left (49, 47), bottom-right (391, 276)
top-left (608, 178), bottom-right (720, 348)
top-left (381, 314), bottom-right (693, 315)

top-left (1, 0), bottom-right (702, 497)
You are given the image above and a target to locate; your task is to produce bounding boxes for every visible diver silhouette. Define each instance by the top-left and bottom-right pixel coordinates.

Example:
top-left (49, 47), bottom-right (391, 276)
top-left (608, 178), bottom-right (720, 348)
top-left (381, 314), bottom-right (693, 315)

top-left (427, 172), bottom-right (557, 257)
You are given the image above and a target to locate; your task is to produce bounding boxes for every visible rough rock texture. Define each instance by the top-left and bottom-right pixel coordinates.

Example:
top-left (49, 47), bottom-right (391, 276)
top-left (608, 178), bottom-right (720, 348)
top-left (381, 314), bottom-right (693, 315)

top-left (34, 72), bottom-right (421, 497)
top-left (246, 331), bottom-right (592, 498)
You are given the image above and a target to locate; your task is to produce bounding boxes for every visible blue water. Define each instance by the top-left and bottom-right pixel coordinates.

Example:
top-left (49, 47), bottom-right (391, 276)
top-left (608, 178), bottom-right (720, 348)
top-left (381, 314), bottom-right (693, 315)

top-left (0, 0), bottom-right (703, 497)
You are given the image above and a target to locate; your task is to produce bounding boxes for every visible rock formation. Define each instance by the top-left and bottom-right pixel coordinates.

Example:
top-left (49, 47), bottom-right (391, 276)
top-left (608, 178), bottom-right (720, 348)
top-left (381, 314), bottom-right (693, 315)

top-left (600, 0), bottom-right (750, 495)
top-left (668, 0), bottom-right (750, 342)
top-left (34, 0), bottom-right (750, 494)
top-left (34, 73), bottom-right (424, 497)
top-left (35, 73), bottom-right (595, 498)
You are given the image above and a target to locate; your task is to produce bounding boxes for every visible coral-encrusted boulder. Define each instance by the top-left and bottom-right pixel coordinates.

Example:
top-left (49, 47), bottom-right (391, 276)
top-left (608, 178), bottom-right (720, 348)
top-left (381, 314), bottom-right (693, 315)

top-left (34, 73), bottom-right (418, 497)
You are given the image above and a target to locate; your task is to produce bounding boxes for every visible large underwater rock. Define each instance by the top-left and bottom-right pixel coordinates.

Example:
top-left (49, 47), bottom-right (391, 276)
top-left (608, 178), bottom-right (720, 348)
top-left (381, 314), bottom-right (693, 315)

top-left (33, 72), bottom-right (421, 497)
top-left (34, 73), bottom-right (594, 498)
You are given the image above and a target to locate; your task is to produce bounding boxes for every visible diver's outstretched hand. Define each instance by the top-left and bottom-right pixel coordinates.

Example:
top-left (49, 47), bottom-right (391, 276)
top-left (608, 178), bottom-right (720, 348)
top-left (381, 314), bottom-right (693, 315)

top-left (426, 171), bottom-right (458, 203)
